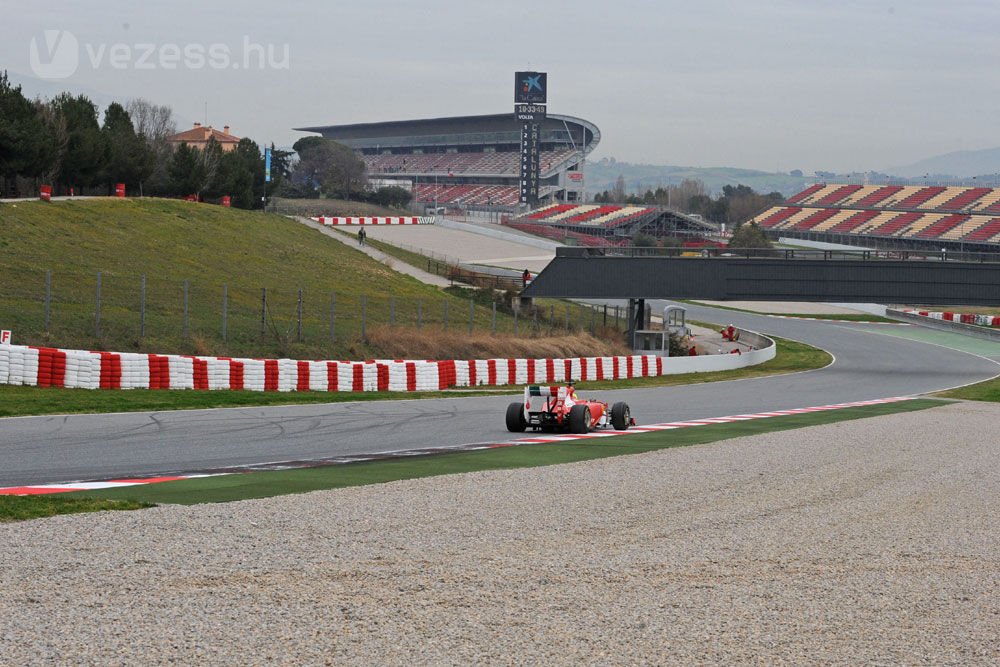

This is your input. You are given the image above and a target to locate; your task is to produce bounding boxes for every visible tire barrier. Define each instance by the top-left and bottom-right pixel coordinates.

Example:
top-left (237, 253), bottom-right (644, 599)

top-left (1, 344), bottom-right (679, 392)
top-left (312, 216), bottom-right (435, 225)
top-left (904, 309), bottom-right (1000, 328)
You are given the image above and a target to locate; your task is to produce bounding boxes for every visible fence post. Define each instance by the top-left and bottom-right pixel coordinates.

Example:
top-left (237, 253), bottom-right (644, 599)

top-left (468, 298), bottom-right (474, 334)
top-left (95, 271), bottom-right (102, 338)
top-left (260, 288), bottom-right (267, 338)
top-left (222, 284), bottom-right (228, 342)
top-left (491, 301), bottom-right (497, 334)
top-left (603, 304), bottom-right (608, 326)
top-left (183, 280), bottom-right (189, 336)
top-left (44, 270), bottom-right (51, 332)
top-left (361, 295), bottom-right (367, 341)
top-left (297, 288), bottom-right (303, 342)
top-left (329, 292), bottom-right (336, 341)
top-left (140, 275), bottom-right (146, 339)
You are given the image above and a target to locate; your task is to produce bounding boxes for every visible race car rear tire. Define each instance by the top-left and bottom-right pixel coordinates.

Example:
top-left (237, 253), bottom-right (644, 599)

top-left (568, 404), bottom-right (592, 434)
top-left (506, 402), bottom-right (527, 432)
top-left (611, 402), bottom-right (631, 430)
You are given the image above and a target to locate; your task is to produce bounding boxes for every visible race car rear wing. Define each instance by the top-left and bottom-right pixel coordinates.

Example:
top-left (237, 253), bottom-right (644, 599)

top-left (524, 385), bottom-right (566, 412)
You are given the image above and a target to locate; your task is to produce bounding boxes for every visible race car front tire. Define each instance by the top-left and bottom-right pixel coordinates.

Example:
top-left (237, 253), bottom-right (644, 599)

top-left (611, 402), bottom-right (631, 430)
top-left (568, 404), bottom-right (592, 434)
top-left (506, 402), bottom-right (527, 432)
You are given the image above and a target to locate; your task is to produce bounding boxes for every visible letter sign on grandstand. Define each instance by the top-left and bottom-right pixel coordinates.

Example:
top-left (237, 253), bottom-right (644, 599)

top-left (0, 330), bottom-right (11, 345)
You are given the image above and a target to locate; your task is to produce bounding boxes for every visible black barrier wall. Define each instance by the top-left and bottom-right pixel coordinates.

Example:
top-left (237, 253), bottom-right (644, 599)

top-left (523, 251), bottom-right (1000, 305)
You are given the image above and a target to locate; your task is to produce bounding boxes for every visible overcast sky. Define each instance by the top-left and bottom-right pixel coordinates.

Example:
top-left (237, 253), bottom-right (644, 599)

top-left (3, 0), bottom-right (999, 174)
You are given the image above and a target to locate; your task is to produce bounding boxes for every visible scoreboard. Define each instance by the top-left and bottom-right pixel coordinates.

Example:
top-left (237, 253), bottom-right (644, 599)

top-left (515, 71), bottom-right (547, 205)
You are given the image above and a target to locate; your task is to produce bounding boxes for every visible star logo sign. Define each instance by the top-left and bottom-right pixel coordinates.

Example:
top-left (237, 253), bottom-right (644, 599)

top-left (523, 74), bottom-right (543, 92)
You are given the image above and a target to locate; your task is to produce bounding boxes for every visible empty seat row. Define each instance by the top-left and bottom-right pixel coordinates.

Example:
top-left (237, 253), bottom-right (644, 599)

top-left (504, 221), bottom-right (622, 247)
top-left (364, 147), bottom-right (579, 177)
top-left (518, 205), bottom-right (658, 228)
top-left (412, 184), bottom-right (522, 206)
top-left (789, 183), bottom-right (1000, 213)
top-left (756, 205), bottom-right (1000, 242)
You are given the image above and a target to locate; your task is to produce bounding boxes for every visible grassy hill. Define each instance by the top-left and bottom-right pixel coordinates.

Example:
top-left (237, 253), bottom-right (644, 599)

top-left (0, 198), bottom-right (624, 359)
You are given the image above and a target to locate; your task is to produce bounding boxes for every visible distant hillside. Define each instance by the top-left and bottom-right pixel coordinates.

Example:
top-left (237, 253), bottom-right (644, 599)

top-left (584, 159), bottom-right (812, 198)
top-left (887, 147), bottom-right (1000, 179)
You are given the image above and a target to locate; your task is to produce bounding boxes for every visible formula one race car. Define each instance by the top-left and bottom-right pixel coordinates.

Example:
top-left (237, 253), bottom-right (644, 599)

top-left (505, 385), bottom-right (634, 434)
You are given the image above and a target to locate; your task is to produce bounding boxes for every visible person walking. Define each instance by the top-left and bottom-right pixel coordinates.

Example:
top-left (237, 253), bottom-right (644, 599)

top-left (358, 228), bottom-right (366, 246)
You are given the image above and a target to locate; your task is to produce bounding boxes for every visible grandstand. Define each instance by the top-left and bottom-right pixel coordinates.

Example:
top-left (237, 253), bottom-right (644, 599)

top-left (294, 114), bottom-right (600, 211)
top-left (755, 183), bottom-right (1000, 251)
top-left (506, 203), bottom-right (717, 246)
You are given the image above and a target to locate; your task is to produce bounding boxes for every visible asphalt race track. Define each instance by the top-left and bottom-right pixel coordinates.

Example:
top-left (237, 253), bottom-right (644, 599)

top-left (2, 302), bottom-right (999, 487)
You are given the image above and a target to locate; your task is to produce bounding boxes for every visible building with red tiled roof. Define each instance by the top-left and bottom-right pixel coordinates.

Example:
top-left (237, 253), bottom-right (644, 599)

top-left (166, 122), bottom-right (241, 152)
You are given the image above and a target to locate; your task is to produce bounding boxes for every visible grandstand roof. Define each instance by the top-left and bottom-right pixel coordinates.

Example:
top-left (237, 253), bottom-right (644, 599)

top-left (294, 113), bottom-right (600, 153)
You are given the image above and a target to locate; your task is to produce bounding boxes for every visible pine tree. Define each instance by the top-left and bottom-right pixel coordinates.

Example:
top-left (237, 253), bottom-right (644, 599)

top-left (101, 102), bottom-right (145, 192)
top-left (167, 143), bottom-right (206, 197)
top-left (0, 71), bottom-right (58, 190)
top-left (53, 93), bottom-right (108, 192)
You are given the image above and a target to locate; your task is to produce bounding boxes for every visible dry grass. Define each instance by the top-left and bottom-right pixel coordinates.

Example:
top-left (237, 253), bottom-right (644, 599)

top-left (361, 325), bottom-right (632, 360)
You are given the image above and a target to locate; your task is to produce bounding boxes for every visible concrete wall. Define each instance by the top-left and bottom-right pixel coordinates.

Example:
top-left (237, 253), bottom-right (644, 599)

top-left (663, 330), bottom-right (776, 374)
top-left (886, 309), bottom-right (1000, 343)
top-left (734, 329), bottom-right (773, 351)
top-left (530, 253), bottom-right (1000, 306)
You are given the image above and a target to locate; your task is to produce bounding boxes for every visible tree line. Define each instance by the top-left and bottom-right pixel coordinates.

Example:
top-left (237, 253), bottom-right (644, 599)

top-left (594, 177), bottom-right (784, 226)
top-left (283, 136), bottom-right (411, 208)
top-left (1, 70), bottom-right (411, 210)
top-left (0, 70), bottom-right (283, 208)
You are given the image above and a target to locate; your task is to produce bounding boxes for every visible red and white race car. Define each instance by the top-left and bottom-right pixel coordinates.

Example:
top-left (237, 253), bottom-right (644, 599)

top-left (505, 385), bottom-right (634, 434)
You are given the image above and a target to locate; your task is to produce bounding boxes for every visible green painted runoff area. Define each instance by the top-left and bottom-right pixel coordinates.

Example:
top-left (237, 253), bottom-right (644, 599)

top-left (853, 324), bottom-right (1000, 359)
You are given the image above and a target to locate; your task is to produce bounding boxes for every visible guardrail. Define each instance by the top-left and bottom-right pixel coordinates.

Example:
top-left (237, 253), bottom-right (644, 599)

top-left (557, 246), bottom-right (1000, 263)
top-left (886, 309), bottom-right (1000, 343)
top-left (423, 259), bottom-right (524, 291)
